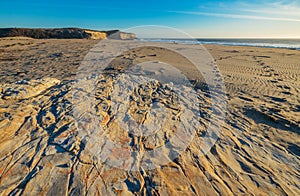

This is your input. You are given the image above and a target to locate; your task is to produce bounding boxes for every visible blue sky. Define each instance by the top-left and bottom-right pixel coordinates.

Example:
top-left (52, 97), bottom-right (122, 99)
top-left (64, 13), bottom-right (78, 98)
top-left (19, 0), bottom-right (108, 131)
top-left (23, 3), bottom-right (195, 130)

top-left (1, 0), bottom-right (300, 38)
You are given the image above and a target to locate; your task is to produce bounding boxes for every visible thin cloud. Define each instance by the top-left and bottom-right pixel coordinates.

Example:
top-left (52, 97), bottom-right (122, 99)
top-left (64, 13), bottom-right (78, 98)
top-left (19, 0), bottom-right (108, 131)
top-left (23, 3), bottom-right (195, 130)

top-left (241, 8), bottom-right (300, 16)
top-left (170, 11), bottom-right (300, 22)
top-left (237, 0), bottom-right (300, 17)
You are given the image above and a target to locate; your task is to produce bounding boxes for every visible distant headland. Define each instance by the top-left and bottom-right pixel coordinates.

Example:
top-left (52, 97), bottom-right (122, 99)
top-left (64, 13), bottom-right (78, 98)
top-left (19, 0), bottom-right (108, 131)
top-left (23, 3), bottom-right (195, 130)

top-left (0, 28), bottom-right (136, 40)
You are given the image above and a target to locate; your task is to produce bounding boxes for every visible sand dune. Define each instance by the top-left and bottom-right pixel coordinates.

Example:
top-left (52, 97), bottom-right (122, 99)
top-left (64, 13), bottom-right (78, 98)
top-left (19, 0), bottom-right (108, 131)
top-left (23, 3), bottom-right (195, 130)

top-left (0, 38), bottom-right (299, 195)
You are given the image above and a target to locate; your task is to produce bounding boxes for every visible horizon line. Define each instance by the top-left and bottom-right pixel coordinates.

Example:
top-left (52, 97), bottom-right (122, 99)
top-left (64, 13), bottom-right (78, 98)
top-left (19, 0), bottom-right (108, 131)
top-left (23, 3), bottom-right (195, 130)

top-left (138, 37), bottom-right (300, 39)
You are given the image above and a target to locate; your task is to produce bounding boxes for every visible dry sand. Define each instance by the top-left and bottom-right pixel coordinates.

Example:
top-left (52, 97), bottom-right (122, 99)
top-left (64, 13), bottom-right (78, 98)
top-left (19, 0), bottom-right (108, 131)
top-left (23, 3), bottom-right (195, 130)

top-left (0, 38), bottom-right (299, 195)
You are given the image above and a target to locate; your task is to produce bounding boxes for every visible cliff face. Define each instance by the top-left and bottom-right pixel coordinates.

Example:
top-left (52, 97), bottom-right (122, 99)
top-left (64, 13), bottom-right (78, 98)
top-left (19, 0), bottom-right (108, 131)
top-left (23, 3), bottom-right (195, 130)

top-left (107, 30), bottom-right (136, 40)
top-left (0, 28), bottom-right (136, 40)
top-left (84, 30), bottom-right (107, 40)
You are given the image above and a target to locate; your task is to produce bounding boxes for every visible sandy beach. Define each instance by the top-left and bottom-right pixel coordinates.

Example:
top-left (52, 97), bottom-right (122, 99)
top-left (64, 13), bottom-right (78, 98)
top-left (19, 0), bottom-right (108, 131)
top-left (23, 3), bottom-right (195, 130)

top-left (0, 38), bottom-right (299, 195)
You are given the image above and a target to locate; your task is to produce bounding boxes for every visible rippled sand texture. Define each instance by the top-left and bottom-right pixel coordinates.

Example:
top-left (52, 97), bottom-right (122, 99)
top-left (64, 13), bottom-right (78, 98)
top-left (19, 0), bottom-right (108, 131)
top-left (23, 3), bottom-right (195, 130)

top-left (0, 38), bottom-right (299, 195)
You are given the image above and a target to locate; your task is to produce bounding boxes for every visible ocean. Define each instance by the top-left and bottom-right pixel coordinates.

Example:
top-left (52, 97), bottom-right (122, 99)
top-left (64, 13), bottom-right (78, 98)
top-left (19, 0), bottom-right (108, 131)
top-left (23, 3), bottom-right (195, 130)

top-left (139, 38), bottom-right (300, 50)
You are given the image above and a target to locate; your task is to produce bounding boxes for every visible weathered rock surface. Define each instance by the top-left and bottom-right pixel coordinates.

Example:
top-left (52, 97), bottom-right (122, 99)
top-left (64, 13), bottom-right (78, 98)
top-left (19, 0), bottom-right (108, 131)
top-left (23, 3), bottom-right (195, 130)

top-left (1, 77), bottom-right (60, 100)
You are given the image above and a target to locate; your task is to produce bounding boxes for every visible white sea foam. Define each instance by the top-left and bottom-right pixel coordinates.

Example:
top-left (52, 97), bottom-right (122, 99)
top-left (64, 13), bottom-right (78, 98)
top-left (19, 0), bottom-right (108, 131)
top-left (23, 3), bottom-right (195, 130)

top-left (139, 38), bottom-right (300, 50)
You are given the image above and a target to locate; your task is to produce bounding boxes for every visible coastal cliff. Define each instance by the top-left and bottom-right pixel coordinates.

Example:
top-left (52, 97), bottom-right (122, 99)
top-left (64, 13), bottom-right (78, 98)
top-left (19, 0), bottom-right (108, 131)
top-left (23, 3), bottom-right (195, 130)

top-left (0, 28), bottom-right (136, 40)
top-left (107, 30), bottom-right (137, 40)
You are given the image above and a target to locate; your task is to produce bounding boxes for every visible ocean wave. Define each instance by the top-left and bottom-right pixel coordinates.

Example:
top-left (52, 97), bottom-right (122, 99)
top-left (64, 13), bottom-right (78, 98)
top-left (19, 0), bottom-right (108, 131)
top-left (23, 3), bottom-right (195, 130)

top-left (139, 38), bottom-right (300, 50)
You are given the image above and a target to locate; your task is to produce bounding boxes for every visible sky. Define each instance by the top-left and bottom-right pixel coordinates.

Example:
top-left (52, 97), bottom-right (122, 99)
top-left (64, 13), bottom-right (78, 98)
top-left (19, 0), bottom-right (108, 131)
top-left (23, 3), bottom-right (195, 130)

top-left (1, 0), bottom-right (300, 38)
